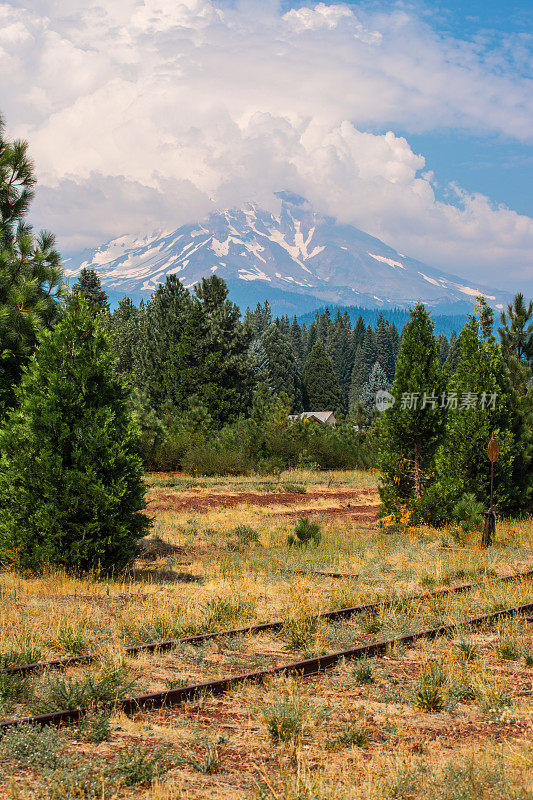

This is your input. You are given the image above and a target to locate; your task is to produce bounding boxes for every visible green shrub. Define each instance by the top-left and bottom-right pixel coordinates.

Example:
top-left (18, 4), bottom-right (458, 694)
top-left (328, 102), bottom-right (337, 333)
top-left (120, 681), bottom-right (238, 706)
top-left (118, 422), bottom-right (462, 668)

top-left (352, 661), bottom-right (374, 684)
top-left (36, 665), bottom-right (135, 713)
top-left (326, 720), bottom-right (369, 750)
top-left (287, 517), bottom-right (321, 547)
top-left (0, 295), bottom-right (150, 574)
top-left (228, 524), bottom-right (259, 550)
top-left (0, 724), bottom-right (64, 768)
top-left (0, 670), bottom-right (34, 703)
top-left (182, 444), bottom-right (250, 476)
top-left (261, 694), bottom-right (308, 743)
top-left (77, 710), bottom-right (112, 743)
top-left (452, 493), bottom-right (485, 536)
top-left (415, 683), bottom-right (445, 712)
top-left (41, 764), bottom-right (108, 799)
top-left (111, 743), bottom-right (174, 786)
top-left (282, 613), bottom-right (320, 652)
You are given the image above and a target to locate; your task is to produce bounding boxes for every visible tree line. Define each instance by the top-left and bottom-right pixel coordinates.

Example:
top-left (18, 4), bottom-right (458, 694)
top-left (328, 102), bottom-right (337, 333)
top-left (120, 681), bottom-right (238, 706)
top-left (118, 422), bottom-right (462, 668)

top-left (0, 108), bottom-right (532, 575)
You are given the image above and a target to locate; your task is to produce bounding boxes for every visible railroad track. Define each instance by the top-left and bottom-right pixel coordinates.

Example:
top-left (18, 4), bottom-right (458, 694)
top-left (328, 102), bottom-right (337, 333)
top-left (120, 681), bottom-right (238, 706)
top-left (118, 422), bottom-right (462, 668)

top-left (2, 598), bottom-right (533, 730)
top-left (5, 567), bottom-right (533, 678)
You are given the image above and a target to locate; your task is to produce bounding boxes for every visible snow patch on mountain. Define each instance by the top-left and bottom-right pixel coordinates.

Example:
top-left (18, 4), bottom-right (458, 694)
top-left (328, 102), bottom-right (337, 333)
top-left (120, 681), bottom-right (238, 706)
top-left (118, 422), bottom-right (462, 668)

top-left (64, 196), bottom-right (511, 313)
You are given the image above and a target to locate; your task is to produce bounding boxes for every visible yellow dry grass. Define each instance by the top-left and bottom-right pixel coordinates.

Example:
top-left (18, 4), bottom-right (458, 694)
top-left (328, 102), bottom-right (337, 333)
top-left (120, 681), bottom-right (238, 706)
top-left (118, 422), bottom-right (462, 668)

top-left (0, 468), bottom-right (532, 799)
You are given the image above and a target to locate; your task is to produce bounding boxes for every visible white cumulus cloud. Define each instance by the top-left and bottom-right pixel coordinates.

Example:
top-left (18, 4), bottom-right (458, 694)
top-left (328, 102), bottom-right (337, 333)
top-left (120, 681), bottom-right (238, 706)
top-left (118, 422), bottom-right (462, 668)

top-left (0, 0), bottom-right (531, 290)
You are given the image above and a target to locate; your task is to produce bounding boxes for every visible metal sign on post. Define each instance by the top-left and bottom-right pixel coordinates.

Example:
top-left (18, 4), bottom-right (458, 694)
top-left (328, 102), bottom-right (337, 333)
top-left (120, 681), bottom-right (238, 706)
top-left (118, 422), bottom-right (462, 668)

top-left (482, 434), bottom-right (498, 549)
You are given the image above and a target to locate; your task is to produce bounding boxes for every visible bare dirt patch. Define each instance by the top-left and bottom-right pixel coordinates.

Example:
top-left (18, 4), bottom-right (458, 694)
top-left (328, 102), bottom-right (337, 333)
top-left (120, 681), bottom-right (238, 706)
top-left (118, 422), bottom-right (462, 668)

top-left (147, 486), bottom-right (379, 515)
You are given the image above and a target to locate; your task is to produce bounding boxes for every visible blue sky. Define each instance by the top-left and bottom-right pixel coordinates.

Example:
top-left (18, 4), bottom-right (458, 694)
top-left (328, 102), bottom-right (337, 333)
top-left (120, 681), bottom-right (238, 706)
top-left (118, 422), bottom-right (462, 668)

top-left (360, 0), bottom-right (533, 218)
top-left (1, 0), bottom-right (532, 294)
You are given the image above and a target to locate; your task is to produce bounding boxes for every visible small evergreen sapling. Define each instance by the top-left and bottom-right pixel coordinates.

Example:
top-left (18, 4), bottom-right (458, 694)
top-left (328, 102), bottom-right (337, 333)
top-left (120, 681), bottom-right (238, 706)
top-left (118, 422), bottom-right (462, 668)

top-left (0, 294), bottom-right (150, 573)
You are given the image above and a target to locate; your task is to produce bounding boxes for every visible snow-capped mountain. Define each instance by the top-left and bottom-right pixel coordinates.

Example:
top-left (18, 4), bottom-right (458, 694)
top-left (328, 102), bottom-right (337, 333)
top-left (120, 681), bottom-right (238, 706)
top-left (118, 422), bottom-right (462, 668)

top-left (64, 193), bottom-right (511, 315)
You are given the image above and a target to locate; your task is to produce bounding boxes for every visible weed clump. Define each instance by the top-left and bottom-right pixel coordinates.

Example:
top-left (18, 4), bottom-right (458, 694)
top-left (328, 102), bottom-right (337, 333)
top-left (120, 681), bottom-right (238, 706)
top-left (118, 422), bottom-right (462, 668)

top-left (35, 664), bottom-right (134, 713)
top-left (352, 661), bottom-right (374, 684)
top-left (110, 743), bottom-right (174, 786)
top-left (287, 517), bottom-right (321, 547)
top-left (326, 720), bottom-right (369, 750)
top-left (282, 612), bottom-right (321, 653)
top-left (0, 724), bottom-right (64, 768)
top-left (415, 662), bottom-right (447, 712)
top-left (261, 694), bottom-right (309, 743)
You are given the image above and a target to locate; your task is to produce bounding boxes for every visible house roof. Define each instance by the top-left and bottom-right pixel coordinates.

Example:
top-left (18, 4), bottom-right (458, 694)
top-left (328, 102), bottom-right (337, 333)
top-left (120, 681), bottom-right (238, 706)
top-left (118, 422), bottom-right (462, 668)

top-left (288, 411), bottom-right (335, 422)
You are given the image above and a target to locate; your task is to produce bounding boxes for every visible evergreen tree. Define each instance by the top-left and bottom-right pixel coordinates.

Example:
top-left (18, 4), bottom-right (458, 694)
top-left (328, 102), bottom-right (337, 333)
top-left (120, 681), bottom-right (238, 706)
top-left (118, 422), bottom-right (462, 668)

top-left (110, 296), bottom-right (140, 380)
top-left (316, 308), bottom-right (332, 344)
top-left (326, 311), bottom-right (352, 410)
top-left (302, 340), bottom-right (342, 412)
top-left (245, 300), bottom-right (272, 338)
top-left (374, 314), bottom-right (395, 382)
top-left (379, 304), bottom-right (444, 513)
top-left (352, 315), bottom-right (366, 352)
top-left (278, 314), bottom-right (290, 336)
top-left (260, 324), bottom-right (302, 410)
top-left (0, 294), bottom-right (150, 573)
top-left (437, 333), bottom-right (450, 366)
top-left (431, 299), bottom-right (530, 520)
top-left (289, 315), bottom-right (304, 368)
top-left (349, 325), bottom-right (376, 410)
top-left (0, 111), bottom-right (63, 414)
top-left (498, 293), bottom-right (533, 365)
top-left (137, 275), bottom-right (201, 412)
top-left (360, 361), bottom-right (389, 424)
top-left (72, 268), bottom-right (109, 315)
top-left (194, 275), bottom-right (254, 425)
top-left (445, 330), bottom-right (462, 373)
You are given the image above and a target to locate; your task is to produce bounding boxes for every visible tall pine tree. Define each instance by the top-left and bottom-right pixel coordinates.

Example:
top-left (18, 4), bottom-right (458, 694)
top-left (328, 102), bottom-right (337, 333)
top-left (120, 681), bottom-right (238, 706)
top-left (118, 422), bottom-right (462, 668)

top-left (379, 304), bottom-right (444, 514)
top-left (0, 111), bottom-right (63, 415)
top-left (260, 324), bottom-right (302, 410)
top-left (0, 294), bottom-right (149, 573)
top-left (302, 340), bottom-right (342, 412)
top-left (72, 268), bottom-right (109, 315)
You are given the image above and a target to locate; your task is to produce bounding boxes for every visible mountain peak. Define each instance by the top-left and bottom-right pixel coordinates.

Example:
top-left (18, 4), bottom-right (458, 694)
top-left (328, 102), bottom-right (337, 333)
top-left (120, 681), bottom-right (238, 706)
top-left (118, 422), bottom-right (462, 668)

top-left (64, 199), bottom-right (511, 315)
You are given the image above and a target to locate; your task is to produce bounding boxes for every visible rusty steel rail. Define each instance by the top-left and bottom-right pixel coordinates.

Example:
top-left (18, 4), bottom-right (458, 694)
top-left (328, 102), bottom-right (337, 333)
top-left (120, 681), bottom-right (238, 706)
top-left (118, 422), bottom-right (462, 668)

top-left (5, 568), bottom-right (533, 678)
top-left (2, 599), bottom-right (533, 730)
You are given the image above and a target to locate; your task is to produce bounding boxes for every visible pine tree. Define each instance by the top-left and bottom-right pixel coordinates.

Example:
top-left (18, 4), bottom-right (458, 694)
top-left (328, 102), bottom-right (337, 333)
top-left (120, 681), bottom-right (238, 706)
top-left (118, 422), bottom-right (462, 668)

top-left (437, 333), bottom-right (450, 366)
top-left (374, 314), bottom-right (395, 382)
top-left (431, 299), bottom-right (529, 520)
top-left (0, 294), bottom-right (150, 573)
top-left (110, 296), bottom-right (140, 380)
top-left (302, 340), bottom-right (342, 412)
top-left (326, 311), bottom-right (352, 410)
top-left (445, 330), bottom-right (462, 373)
top-left (289, 315), bottom-right (304, 368)
top-left (137, 275), bottom-right (201, 412)
top-left (72, 268), bottom-right (109, 315)
top-left (498, 293), bottom-right (533, 365)
top-left (349, 325), bottom-right (376, 409)
top-left (0, 112), bottom-right (63, 414)
top-left (260, 324), bottom-right (302, 410)
top-left (352, 315), bottom-right (366, 352)
top-left (360, 361), bottom-right (389, 423)
top-left (379, 304), bottom-right (444, 514)
top-left (194, 275), bottom-right (254, 425)
top-left (245, 300), bottom-right (272, 338)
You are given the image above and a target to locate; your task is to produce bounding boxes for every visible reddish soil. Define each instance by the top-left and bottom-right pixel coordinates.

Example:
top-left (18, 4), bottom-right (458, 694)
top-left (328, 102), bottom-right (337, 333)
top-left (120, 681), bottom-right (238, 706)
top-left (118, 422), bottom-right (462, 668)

top-left (147, 487), bottom-right (379, 516)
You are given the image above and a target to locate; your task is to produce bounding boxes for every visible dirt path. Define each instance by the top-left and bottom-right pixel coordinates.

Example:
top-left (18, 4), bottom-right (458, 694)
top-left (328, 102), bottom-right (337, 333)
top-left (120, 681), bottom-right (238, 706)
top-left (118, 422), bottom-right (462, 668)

top-left (147, 486), bottom-right (379, 517)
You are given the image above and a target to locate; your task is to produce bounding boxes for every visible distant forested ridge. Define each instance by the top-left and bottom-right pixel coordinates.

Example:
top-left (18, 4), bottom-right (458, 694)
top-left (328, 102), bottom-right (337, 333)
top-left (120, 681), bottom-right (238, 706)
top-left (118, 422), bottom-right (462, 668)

top-left (297, 305), bottom-right (468, 338)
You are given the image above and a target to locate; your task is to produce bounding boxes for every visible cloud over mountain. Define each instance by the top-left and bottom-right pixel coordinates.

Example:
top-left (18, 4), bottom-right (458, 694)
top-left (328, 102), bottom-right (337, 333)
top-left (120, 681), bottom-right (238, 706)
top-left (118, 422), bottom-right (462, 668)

top-left (1, 0), bottom-right (532, 290)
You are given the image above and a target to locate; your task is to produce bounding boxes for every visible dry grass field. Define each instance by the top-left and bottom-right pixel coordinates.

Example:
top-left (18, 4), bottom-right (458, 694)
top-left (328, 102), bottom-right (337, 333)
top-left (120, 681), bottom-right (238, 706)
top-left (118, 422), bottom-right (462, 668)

top-left (2, 469), bottom-right (533, 799)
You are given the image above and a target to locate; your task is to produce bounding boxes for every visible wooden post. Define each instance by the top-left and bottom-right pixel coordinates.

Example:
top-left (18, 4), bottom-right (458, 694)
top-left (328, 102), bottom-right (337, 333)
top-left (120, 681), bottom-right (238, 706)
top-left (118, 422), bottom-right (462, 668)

top-left (483, 435), bottom-right (499, 549)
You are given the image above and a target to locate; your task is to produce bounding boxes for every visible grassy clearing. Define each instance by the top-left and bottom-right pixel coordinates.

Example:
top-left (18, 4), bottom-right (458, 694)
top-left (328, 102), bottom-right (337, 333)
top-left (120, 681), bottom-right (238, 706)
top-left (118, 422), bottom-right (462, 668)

top-left (0, 468), bottom-right (532, 798)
